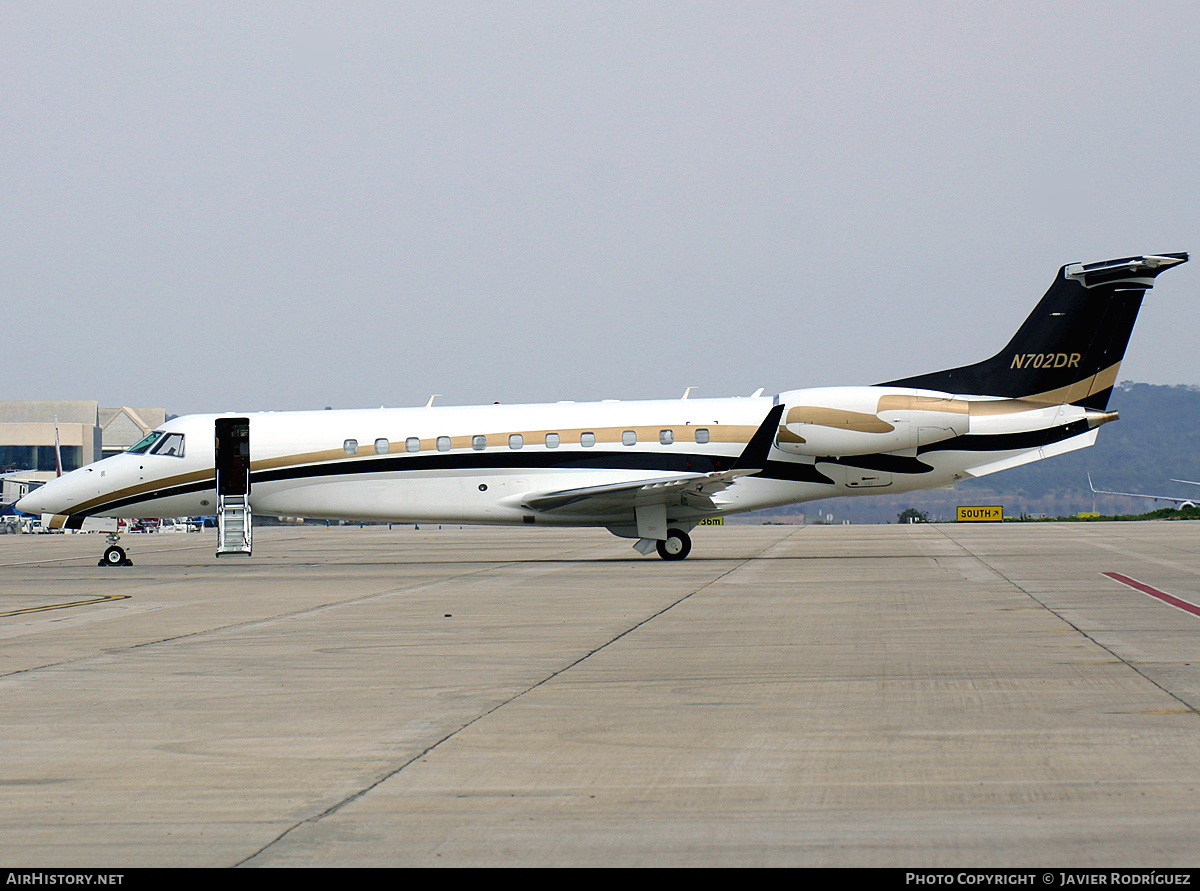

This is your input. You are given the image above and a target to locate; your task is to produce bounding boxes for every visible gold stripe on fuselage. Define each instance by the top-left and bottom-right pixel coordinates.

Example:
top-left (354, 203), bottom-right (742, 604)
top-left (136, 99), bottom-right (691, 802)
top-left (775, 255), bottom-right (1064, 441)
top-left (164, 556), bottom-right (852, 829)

top-left (1020, 361), bottom-right (1121, 406)
top-left (875, 361), bottom-right (1121, 416)
top-left (784, 406), bottom-right (894, 434)
top-left (875, 394), bottom-right (969, 415)
top-left (68, 422), bottom-right (760, 516)
top-left (257, 423), bottom-right (759, 464)
top-left (57, 467), bottom-right (217, 516)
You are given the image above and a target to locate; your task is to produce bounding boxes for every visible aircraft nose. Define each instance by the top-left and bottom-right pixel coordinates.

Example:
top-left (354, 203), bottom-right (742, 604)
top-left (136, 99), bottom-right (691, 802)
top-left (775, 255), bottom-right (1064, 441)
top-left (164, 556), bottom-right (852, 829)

top-left (15, 488), bottom-right (48, 515)
top-left (15, 472), bottom-right (87, 516)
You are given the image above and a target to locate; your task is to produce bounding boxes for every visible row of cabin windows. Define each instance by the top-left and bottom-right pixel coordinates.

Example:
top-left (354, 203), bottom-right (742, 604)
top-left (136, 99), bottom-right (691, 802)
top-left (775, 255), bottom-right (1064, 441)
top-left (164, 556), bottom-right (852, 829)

top-left (342, 428), bottom-right (711, 456)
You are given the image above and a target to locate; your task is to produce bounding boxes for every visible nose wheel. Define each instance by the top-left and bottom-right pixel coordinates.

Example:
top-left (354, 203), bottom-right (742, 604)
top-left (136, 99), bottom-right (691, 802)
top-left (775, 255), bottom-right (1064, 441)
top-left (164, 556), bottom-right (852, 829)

top-left (99, 533), bottom-right (132, 567)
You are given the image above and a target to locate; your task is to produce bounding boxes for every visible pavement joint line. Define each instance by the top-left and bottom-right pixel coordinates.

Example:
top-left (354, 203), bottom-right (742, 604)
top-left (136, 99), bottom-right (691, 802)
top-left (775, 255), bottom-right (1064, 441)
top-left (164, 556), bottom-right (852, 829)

top-left (932, 524), bottom-right (1200, 721)
top-left (0, 558), bottom-right (524, 681)
top-left (234, 533), bottom-right (784, 867)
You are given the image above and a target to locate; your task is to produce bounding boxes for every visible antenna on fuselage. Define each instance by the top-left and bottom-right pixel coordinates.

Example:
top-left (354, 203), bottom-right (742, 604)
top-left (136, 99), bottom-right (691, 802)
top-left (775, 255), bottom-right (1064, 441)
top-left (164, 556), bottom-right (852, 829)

top-left (425, 394), bottom-right (441, 408)
top-left (681, 387), bottom-right (694, 399)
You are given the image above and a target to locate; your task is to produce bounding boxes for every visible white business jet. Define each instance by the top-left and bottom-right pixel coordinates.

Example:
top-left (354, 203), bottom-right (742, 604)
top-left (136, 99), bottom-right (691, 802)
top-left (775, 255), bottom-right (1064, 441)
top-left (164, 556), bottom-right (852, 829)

top-left (18, 252), bottom-right (1188, 565)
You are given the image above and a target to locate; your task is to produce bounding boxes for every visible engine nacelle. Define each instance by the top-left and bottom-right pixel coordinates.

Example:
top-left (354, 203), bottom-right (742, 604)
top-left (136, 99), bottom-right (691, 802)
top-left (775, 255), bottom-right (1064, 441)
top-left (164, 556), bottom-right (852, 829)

top-left (775, 387), bottom-right (969, 457)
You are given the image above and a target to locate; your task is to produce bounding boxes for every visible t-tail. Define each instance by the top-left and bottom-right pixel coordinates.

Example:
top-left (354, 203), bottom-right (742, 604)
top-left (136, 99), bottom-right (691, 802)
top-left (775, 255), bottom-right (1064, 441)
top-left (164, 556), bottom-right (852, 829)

top-left (880, 253), bottom-right (1189, 409)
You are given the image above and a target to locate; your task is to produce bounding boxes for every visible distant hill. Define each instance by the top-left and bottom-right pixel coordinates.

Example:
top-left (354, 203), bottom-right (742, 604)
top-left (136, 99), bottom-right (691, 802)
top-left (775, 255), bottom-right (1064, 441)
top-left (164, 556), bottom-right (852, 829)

top-left (754, 382), bottom-right (1200, 524)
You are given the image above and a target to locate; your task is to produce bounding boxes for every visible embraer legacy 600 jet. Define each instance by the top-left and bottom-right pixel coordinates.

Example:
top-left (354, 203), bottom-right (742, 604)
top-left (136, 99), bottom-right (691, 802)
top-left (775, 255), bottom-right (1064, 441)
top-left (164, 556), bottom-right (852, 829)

top-left (18, 253), bottom-right (1188, 565)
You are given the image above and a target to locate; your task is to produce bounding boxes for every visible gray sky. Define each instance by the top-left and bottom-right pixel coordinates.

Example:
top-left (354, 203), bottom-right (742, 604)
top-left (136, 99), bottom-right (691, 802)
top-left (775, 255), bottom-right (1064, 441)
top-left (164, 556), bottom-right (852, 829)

top-left (4, 2), bottom-right (1199, 415)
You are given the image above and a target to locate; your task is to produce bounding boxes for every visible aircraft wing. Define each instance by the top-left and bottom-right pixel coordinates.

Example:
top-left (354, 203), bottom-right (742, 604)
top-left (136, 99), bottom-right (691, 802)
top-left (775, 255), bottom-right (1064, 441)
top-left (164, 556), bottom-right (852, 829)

top-left (521, 403), bottom-right (785, 515)
top-left (1087, 474), bottom-right (1199, 507)
top-left (521, 468), bottom-right (760, 513)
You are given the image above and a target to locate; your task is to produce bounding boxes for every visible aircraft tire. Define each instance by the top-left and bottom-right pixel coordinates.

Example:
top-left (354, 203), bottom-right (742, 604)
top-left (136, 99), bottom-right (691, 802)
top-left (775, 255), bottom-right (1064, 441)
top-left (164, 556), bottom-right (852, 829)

top-left (656, 528), bottom-right (691, 561)
top-left (101, 545), bottom-right (127, 567)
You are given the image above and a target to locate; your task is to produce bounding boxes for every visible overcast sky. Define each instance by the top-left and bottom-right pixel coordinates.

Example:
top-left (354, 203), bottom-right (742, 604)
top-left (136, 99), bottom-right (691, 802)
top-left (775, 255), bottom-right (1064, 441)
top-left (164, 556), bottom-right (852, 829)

top-left (4, 2), bottom-right (1198, 415)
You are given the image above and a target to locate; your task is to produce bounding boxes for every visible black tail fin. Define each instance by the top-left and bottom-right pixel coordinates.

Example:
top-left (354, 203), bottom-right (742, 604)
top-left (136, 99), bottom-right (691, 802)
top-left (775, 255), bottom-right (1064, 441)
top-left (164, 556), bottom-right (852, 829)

top-left (880, 253), bottom-right (1188, 409)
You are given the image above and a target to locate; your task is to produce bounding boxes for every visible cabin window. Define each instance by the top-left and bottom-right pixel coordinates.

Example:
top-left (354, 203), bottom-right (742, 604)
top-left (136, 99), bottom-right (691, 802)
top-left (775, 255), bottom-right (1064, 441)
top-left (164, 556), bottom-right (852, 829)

top-left (622, 430), bottom-right (637, 446)
top-left (405, 437), bottom-right (420, 453)
top-left (127, 431), bottom-right (164, 454)
top-left (472, 435), bottom-right (487, 451)
top-left (545, 433), bottom-right (560, 448)
top-left (509, 434), bottom-right (523, 450)
top-left (695, 428), bottom-right (710, 444)
top-left (344, 439), bottom-right (358, 456)
top-left (374, 438), bottom-right (389, 455)
top-left (436, 436), bottom-right (451, 452)
top-left (151, 433), bottom-right (186, 457)
top-left (659, 429), bottom-right (673, 445)
top-left (580, 432), bottom-right (595, 448)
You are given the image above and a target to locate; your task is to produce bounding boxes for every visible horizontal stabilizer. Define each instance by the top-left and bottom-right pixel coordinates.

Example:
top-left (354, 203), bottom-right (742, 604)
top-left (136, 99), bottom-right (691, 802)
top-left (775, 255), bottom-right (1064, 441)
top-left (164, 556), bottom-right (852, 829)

top-left (1064, 254), bottom-right (1187, 288)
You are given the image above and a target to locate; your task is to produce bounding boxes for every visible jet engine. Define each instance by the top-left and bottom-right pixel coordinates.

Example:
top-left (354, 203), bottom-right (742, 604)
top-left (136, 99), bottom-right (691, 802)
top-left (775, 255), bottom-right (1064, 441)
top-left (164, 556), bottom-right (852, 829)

top-left (774, 387), bottom-right (970, 457)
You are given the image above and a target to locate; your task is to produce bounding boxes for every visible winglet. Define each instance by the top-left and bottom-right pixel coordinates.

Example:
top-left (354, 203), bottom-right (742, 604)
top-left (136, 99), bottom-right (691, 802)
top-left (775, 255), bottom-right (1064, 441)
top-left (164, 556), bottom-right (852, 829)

top-left (731, 403), bottom-right (785, 472)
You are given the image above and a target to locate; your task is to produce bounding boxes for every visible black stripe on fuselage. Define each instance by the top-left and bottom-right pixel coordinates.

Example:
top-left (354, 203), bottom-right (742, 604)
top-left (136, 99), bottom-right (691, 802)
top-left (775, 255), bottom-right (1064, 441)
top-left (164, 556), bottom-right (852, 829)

top-left (74, 449), bottom-right (757, 516)
top-left (254, 448), bottom-right (842, 488)
top-left (76, 477), bottom-right (217, 517)
top-left (70, 420), bottom-right (1090, 518)
top-left (255, 448), bottom-right (738, 483)
top-left (915, 418), bottom-right (1092, 454)
top-left (813, 454), bottom-right (935, 474)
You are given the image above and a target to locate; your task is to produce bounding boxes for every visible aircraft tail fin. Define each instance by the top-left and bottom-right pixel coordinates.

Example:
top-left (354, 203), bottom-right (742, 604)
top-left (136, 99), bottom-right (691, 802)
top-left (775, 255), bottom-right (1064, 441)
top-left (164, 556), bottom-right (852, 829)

top-left (880, 253), bottom-right (1188, 409)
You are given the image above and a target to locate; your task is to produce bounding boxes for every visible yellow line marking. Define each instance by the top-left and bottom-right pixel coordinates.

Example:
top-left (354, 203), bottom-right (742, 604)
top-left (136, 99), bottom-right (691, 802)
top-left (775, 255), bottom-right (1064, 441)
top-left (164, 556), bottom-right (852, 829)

top-left (0, 594), bottom-right (131, 617)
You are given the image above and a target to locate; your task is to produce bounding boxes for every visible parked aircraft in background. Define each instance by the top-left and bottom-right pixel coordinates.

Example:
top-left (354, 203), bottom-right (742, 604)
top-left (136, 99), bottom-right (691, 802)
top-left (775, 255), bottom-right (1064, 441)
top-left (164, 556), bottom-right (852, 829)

top-left (17, 252), bottom-right (1188, 564)
top-left (1088, 473), bottom-right (1200, 510)
top-left (1, 471), bottom-right (41, 515)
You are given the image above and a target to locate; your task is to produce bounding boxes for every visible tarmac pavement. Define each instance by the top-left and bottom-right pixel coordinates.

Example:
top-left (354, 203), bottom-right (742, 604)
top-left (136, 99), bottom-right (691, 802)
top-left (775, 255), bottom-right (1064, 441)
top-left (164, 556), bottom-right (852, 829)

top-left (0, 521), bottom-right (1197, 867)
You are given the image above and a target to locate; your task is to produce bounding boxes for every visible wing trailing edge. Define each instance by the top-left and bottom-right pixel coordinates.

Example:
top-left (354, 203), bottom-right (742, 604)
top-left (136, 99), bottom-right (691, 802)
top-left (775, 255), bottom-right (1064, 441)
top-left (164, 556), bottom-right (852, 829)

top-left (521, 404), bottom-right (785, 514)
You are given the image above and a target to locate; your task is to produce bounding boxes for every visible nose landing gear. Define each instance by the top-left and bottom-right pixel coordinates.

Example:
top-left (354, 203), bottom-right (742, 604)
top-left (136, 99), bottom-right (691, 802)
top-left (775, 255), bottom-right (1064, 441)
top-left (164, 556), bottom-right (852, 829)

top-left (99, 532), bottom-right (132, 567)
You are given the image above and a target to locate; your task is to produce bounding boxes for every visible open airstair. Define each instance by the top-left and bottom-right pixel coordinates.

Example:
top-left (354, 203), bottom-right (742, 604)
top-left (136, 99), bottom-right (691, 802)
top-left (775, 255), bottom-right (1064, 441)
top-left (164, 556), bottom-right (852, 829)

top-left (216, 493), bottom-right (252, 555)
top-left (214, 418), bottom-right (252, 556)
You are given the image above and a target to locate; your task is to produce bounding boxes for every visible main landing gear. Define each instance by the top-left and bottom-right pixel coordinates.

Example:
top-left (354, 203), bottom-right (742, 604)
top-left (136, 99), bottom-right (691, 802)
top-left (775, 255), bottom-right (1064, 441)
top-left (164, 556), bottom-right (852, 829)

top-left (655, 528), bottom-right (692, 561)
top-left (99, 532), bottom-right (132, 567)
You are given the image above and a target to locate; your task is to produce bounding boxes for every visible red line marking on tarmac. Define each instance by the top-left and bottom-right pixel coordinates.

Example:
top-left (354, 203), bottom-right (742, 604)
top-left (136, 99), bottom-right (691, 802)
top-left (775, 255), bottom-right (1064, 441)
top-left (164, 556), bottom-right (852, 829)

top-left (1103, 572), bottom-right (1200, 618)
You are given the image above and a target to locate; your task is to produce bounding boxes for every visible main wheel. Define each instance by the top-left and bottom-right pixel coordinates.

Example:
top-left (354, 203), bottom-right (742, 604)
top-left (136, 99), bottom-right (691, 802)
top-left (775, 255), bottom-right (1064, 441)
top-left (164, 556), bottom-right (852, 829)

top-left (655, 528), bottom-right (692, 561)
top-left (101, 545), bottom-right (127, 566)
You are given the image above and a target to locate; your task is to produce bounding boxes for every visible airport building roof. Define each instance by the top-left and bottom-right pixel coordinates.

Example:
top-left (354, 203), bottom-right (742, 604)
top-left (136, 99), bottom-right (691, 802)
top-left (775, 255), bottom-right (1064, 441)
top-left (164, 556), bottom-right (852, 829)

top-left (1, 400), bottom-right (169, 474)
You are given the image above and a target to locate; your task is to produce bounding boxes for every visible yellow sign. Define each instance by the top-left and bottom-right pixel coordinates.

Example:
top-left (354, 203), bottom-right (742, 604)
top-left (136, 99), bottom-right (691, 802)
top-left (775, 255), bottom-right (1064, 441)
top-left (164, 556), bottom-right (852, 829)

top-left (956, 505), bottom-right (1003, 522)
top-left (696, 517), bottom-right (724, 526)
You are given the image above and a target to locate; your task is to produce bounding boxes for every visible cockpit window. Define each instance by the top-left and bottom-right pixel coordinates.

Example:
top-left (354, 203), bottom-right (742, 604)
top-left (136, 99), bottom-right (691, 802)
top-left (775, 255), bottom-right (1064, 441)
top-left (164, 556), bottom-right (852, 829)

top-left (127, 431), bottom-right (164, 454)
top-left (150, 432), bottom-right (185, 457)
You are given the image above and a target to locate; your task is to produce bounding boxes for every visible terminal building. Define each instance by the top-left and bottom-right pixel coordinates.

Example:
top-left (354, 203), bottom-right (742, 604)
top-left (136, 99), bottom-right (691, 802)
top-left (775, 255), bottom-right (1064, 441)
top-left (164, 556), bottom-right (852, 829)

top-left (1, 401), bottom-right (167, 507)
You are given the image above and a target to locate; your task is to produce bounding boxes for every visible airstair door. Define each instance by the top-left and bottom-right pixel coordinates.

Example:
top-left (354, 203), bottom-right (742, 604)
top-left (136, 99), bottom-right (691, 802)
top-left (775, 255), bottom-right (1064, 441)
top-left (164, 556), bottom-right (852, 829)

top-left (215, 417), bottom-right (252, 556)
